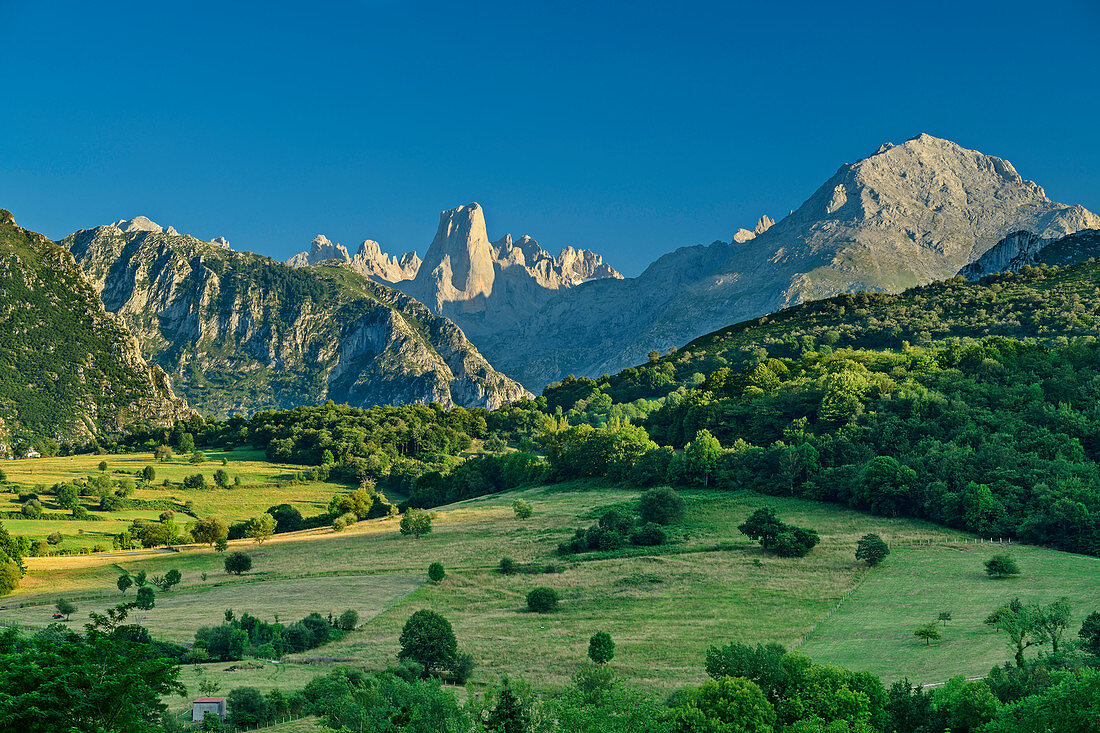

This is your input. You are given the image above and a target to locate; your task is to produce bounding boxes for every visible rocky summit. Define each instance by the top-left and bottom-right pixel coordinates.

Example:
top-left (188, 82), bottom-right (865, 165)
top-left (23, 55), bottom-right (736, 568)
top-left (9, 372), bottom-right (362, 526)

top-left (61, 221), bottom-right (529, 416)
top-left (961, 228), bottom-right (1100, 279)
top-left (286, 234), bottom-right (421, 282)
top-left (485, 134), bottom-right (1100, 389)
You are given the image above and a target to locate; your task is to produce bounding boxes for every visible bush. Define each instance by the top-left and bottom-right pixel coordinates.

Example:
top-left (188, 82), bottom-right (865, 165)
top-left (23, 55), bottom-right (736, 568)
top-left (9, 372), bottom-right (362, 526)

top-left (226, 687), bottom-right (270, 728)
top-left (638, 487), bottom-right (686, 525)
top-left (499, 556), bottom-right (518, 575)
top-left (630, 522), bottom-right (667, 546)
top-left (337, 608), bottom-right (359, 630)
top-left (182, 473), bottom-right (206, 489)
top-left (985, 554), bottom-right (1020, 579)
top-left (46, 532), bottom-right (62, 546)
top-left (588, 631), bottom-right (614, 664)
top-left (512, 499), bottom-right (533, 519)
top-left (428, 562), bottom-right (446, 583)
top-left (856, 533), bottom-right (890, 566)
top-left (399, 508), bottom-right (433, 538)
top-left (98, 461), bottom-right (108, 472)
top-left (526, 587), bottom-right (560, 613)
top-left (224, 551), bottom-right (252, 575)
top-left (332, 517), bottom-right (347, 532)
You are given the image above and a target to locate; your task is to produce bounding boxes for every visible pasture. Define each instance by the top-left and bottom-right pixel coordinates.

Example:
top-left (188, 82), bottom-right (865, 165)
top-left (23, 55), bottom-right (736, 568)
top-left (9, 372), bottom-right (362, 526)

top-left (8, 482), bottom-right (1089, 697)
top-left (0, 449), bottom-right (350, 550)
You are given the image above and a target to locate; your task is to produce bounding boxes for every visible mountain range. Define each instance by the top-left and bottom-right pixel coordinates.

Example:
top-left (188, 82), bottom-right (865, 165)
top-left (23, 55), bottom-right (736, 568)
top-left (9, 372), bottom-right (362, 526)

top-left (59, 218), bottom-right (528, 417)
top-left (293, 134), bottom-right (1095, 388)
top-left (4, 132), bottom-right (1099, 442)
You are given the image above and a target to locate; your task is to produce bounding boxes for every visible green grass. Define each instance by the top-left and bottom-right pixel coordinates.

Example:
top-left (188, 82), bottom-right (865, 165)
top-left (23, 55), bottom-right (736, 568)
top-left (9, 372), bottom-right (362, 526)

top-left (798, 543), bottom-right (1100, 684)
top-left (2, 482), bottom-right (1095, 697)
top-left (0, 449), bottom-right (351, 549)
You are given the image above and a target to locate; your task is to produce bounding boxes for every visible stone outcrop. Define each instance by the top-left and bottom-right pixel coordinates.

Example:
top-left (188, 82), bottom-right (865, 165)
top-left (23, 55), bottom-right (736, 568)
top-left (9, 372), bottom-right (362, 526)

top-left (62, 222), bottom-right (530, 416)
top-left (961, 227), bottom-right (1100, 279)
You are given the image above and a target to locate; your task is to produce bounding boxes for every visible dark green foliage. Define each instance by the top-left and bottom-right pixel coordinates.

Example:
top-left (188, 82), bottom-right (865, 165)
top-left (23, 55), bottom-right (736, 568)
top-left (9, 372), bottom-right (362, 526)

top-left (337, 609), bottom-right (359, 631)
top-left (738, 508), bottom-right (819, 557)
top-left (224, 551), bottom-right (252, 575)
top-left (915, 622), bottom-right (942, 645)
top-left (213, 468), bottom-right (230, 488)
top-left (0, 625), bottom-right (183, 732)
top-left (856, 533), bottom-right (890, 566)
top-left (141, 465), bottom-right (156, 482)
top-left (588, 631), bottom-right (614, 665)
top-left (1079, 611), bottom-right (1100, 656)
top-left (526, 587), bottom-right (560, 613)
top-left (630, 522), bottom-right (666, 547)
top-left (428, 562), bottom-right (446, 583)
top-left (704, 642), bottom-right (788, 702)
top-left (398, 609), bottom-right (460, 678)
top-left (671, 675), bottom-right (776, 733)
top-left (182, 473), bottom-right (206, 489)
top-left (637, 487), bottom-right (686, 526)
top-left (226, 687), bottom-right (269, 728)
top-left (499, 556), bottom-right (518, 575)
top-left (986, 554), bottom-right (1021, 579)
top-left (135, 586), bottom-right (155, 610)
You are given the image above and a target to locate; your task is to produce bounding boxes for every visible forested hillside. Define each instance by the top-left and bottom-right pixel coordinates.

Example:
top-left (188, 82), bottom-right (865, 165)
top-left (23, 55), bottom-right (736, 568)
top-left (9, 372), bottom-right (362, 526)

top-left (0, 210), bottom-right (188, 452)
top-left (105, 258), bottom-right (1100, 557)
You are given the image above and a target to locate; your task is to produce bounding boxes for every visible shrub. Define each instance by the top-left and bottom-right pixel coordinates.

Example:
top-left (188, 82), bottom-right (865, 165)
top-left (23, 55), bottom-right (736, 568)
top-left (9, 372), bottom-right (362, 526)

top-left (190, 451), bottom-right (207, 464)
top-left (499, 556), bottom-right (518, 575)
top-left (526, 587), bottom-right (560, 613)
top-left (337, 608), bottom-right (359, 630)
top-left (985, 554), bottom-right (1020, 579)
top-left (332, 517), bottom-right (347, 532)
top-left (224, 551), bottom-right (252, 575)
top-left (214, 537), bottom-right (228, 552)
top-left (46, 532), bottom-right (62, 546)
top-left (588, 631), bottom-right (614, 664)
top-left (638, 487), bottom-right (686, 525)
top-left (98, 461), bottom-right (108, 472)
top-left (630, 522), bottom-right (667, 546)
top-left (512, 499), bottom-right (533, 519)
top-left (399, 508), bottom-right (433, 538)
top-left (182, 473), bottom-right (206, 489)
top-left (428, 562), bottom-right (446, 582)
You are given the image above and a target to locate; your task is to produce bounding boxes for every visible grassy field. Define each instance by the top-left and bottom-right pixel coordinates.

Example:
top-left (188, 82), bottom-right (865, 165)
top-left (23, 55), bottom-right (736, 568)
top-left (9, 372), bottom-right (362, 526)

top-left (0, 448), bottom-right (351, 550)
top-left (6, 480), bottom-right (1079, 698)
top-left (799, 542), bottom-right (1100, 684)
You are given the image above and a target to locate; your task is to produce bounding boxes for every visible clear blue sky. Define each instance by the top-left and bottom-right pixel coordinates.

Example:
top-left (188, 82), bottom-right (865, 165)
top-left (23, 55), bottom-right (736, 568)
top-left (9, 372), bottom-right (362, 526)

top-left (2, 0), bottom-right (1098, 276)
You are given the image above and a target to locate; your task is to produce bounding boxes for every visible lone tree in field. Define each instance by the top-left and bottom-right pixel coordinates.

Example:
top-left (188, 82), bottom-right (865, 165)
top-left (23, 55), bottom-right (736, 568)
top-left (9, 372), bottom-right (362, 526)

top-left (638, 487), bottom-right (686, 526)
top-left (398, 609), bottom-right (458, 677)
top-left (116, 574), bottom-right (132, 594)
top-left (98, 460), bottom-right (108, 472)
top-left (914, 622), bottom-right (941, 646)
top-left (526, 587), bottom-right (560, 614)
top-left (55, 598), bottom-right (76, 620)
top-left (224, 551), bottom-right (252, 575)
top-left (856, 533), bottom-right (890, 567)
top-left (428, 562), bottom-right (446, 583)
top-left (213, 469), bottom-right (230, 488)
top-left (246, 513), bottom-right (276, 545)
top-left (512, 499), bottom-right (533, 519)
top-left (938, 611), bottom-right (953, 627)
top-left (985, 554), bottom-right (1020, 579)
top-left (588, 631), bottom-right (615, 665)
top-left (142, 465), bottom-right (156, 482)
top-left (399, 508), bottom-right (433, 539)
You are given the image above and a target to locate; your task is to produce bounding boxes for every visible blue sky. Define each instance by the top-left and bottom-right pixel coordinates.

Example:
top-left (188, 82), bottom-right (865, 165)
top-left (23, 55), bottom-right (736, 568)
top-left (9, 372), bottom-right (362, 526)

top-left (2, 0), bottom-right (1098, 276)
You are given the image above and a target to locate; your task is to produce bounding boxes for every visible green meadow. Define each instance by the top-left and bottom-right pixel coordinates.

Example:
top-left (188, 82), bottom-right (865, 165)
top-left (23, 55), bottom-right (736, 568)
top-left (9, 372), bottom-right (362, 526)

top-left (4, 479), bottom-right (1091, 699)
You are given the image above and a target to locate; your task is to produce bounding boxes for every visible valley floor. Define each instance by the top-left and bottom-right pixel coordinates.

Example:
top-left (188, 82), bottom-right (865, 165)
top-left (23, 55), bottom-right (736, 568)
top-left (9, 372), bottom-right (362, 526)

top-left (1, 482), bottom-right (1094, 708)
